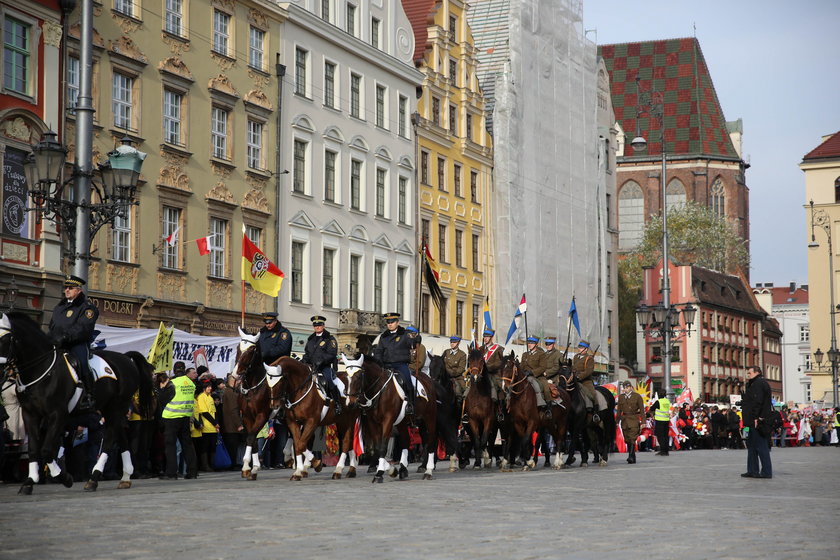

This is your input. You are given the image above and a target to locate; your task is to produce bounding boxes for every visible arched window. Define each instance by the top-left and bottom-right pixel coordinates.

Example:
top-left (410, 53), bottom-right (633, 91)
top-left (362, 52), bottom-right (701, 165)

top-left (834, 176), bottom-right (840, 203)
top-left (710, 177), bottom-right (725, 217)
top-left (666, 178), bottom-right (686, 212)
top-left (618, 181), bottom-right (644, 250)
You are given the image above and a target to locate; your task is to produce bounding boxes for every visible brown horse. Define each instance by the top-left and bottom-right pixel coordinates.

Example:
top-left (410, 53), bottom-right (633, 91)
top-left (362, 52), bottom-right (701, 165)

top-left (462, 348), bottom-right (496, 469)
top-left (342, 353), bottom-right (438, 483)
top-left (499, 354), bottom-right (572, 470)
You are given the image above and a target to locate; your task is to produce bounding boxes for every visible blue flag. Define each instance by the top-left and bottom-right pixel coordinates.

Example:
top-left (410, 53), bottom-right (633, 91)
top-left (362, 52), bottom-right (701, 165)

top-left (505, 295), bottom-right (527, 345)
top-left (569, 297), bottom-right (581, 338)
top-left (483, 297), bottom-right (492, 332)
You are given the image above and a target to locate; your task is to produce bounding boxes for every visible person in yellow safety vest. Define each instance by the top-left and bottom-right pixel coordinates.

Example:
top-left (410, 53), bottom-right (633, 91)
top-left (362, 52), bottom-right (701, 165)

top-left (649, 395), bottom-right (672, 456)
top-left (834, 407), bottom-right (840, 445)
top-left (159, 367), bottom-right (198, 480)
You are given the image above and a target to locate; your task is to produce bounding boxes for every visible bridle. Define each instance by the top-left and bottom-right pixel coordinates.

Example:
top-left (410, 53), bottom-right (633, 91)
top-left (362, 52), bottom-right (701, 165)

top-left (0, 330), bottom-right (61, 393)
top-left (500, 359), bottom-right (528, 395)
top-left (345, 361), bottom-right (393, 409)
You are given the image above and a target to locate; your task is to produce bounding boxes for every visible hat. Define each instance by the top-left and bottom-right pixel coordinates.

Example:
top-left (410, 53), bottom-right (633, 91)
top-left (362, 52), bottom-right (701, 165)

top-left (578, 339), bottom-right (590, 348)
top-left (261, 312), bottom-right (278, 322)
top-left (63, 275), bottom-right (86, 288)
top-left (526, 336), bottom-right (540, 344)
top-left (620, 380), bottom-right (632, 388)
top-left (196, 365), bottom-right (209, 376)
top-left (449, 335), bottom-right (462, 342)
top-left (310, 315), bottom-right (326, 326)
top-left (383, 312), bottom-right (400, 321)
top-left (482, 329), bottom-right (495, 337)
top-left (544, 337), bottom-right (557, 345)
top-left (405, 325), bottom-right (419, 333)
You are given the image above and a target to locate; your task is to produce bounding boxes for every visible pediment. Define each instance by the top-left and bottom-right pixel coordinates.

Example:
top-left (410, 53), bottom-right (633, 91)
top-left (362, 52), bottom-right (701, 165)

top-left (69, 24), bottom-right (105, 48)
top-left (374, 146), bottom-right (393, 161)
top-left (395, 241), bottom-right (414, 256)
top-left (323, 126), bottom-right (345, 144)
top-left (244, 89), bottom-right (272, 111)
top-left (109, 36), bottom-right (148, 66)
top-left (398, 156), bottom-right (414, 170)
top-left (206, 182), bottom-right (237, 206)
top-left (208, 74), bottom-right (241, 99)
top-left (320, 219), bottom-right (347, 237)
top-left (349, 225), bottom-right (368, 242)
top-left (349, 135), bottom-right (369, 152)
top-left (242, 188), bottom-right (270, 214)
top-left (291, 114), bottom-right (315, 133)
top-left (158, 57), bottom-right (194, 83)
top-left (372, 234), bottom-right (393, 250)
top-left (289, 210), bottom-right (315, 230)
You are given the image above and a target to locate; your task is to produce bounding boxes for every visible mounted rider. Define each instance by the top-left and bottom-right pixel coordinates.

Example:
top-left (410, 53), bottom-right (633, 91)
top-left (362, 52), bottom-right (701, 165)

top-left (49, 275), bottom-right (99, 411)
top-left (302, 315), bottom-right (342, 415)
top-left (257, 312), bottom-right (291, 364)
top-left (373, 312), bottom-right (415, 416)
top-left (443, 335), bottom-right (467, 409)
top-left (521, 336), bottom-right (550, 415)
top-left (571, 339), bottom-right (607, 424)
top-left (406, 326), bottom-right (429, 376)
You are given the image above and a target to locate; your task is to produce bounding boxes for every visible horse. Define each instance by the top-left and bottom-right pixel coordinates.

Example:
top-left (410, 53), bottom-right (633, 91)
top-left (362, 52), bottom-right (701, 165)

top-left (461, 348), bottom-right (496, 469)
top-left (425, 354), bottom-right (460, 472)
top-left (342, 353), bottom-right (439, 483)
top-left (560, 369), bottom-right (616, 467)
top-left (498, 354), bottom-right (572, 470)
top-left (0, 312), bottom-right (153, 494)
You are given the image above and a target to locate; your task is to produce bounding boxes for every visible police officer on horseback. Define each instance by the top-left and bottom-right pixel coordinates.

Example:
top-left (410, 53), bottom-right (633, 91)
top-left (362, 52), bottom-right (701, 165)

top-left (373, 312), bottom-right (415, 416)
top-left (303, 315), bottom-right (342, 415)
top-left (49, 275), bottom-right (99, 411)
top-left (258, 312), bottom-right (291, 364)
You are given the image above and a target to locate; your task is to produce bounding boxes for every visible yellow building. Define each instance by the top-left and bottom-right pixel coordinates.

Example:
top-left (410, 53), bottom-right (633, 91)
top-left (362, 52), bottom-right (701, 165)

top-left (60, 0), bottom-right (287, 334)
top-left (802, 130), bottom-right (840, 405)
top-left (404, 0), bottom-right (493, 337)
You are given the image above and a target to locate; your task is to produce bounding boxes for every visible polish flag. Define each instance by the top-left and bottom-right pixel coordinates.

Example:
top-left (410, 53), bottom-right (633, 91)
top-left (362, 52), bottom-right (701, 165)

top-left (196, 236), bottom-right (211, 256)
top-left (164, 226), bottom-right (180, 247)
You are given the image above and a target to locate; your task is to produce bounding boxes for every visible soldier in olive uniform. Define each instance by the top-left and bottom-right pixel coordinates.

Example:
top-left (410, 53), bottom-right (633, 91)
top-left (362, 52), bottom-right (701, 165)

top-left (617, 381), bottom-right (645, 463)
top-left (481, 329), bottom-right (505, 403)
top-left (374, 312), bottom-right (415, 415)
top-left (258, 312), bottom-right (292, 364)
top-left (538, 337), bottom-right (564, 404)
top-left (303, 315), bottom-right (341, 414)
top-left (49, 275), bottom-right (100, 411)
top-left (443, 335), bottom-right (467, 408)
top-left (406, 326), bottom-right (428, 376)
top-left (572, 340), bottom-right (606, 423)
top-left (521, 336), bottom-right (549, 412)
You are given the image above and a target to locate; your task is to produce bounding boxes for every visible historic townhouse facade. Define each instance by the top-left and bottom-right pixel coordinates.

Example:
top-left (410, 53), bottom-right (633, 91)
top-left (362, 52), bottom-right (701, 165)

top-left (278, 1), bottom-right (422, 350)
top-left (402, 0), bottom-right (493, 337)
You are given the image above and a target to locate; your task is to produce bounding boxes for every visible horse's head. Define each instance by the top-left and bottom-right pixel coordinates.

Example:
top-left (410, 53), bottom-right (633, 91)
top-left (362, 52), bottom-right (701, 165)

top-left (467, 348), bottom-right (485, 382)
top-left (341, 352), bottom-right (365, 407)
top-left (233, 329), bottom-right (263, 384)
top-left (428, 354), bottom-right (446, 384)
top-left (0, 312), bottom-right (53, 366)
top-left (500, 354), bottom-right (523, 390)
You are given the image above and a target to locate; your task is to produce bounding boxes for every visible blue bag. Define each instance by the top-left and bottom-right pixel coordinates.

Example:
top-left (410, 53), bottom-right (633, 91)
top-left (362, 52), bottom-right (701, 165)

top-left (214, 434), bottom-right (232, 469)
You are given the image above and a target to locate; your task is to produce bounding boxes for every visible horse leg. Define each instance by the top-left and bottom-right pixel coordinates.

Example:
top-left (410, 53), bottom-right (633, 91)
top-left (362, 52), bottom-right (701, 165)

top-left (333, 452), bottom-right (347, 479)
top-left (423, 450), bottom-right (435, 480)
top-left (468, 421), bottom-right (482, 469)
top-left (347, 449), bottom-right (358, 478)
top-left (241, 430), bottom-right (257, 478)
top-left (85, 451), bottom-right (109, 492)
top-left (372, 424), bottom-right (391, 483)
top-left (287, 420), bottom-right (306, 481)
top-left (118, 451), bottom-right (134, 489)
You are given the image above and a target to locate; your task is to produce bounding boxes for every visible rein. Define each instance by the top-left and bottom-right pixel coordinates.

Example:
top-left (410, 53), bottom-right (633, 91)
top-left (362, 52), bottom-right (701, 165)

top-left (501, 370), bottom-right (528, 395)
top-left (352, 366), bottom-right (394, 409)
top-left (285, 373), bottom-right (315, 410)
top-left (3, 336), bottom-right (60, 392)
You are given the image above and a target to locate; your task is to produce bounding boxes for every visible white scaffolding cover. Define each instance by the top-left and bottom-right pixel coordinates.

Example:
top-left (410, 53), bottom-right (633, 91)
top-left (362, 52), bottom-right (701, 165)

top-left (468, 0), bottom-right (605, 351)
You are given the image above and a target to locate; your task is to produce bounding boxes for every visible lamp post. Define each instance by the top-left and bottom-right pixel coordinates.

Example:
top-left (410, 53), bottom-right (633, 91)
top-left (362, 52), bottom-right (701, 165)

top-left (809, 199), bottom-right (839, 407)
top-left (3, 276), bottom-right (19, 311)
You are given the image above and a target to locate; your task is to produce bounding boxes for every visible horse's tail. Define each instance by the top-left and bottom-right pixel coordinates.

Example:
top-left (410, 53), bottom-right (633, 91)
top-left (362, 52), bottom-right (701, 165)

top-left (126, 350), bottom-right (155, 419)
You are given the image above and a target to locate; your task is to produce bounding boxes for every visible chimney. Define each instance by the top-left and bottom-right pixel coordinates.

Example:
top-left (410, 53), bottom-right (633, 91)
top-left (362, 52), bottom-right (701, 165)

top-left (790, 281), bottom-right (796, 293)
top-left (765, 282), bottom-right (774, 288)
top-left (802, 284), bottom-right (808, 291)
top-left (755, 282), bottom-right (763, 289)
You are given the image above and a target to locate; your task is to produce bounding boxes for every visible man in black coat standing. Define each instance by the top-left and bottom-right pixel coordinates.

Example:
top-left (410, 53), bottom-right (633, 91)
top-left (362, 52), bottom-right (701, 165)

top-left (740, 365), bottom-right (773, 479)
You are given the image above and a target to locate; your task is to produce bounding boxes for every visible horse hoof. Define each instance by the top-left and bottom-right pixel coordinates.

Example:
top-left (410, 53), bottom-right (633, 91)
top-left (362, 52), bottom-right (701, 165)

top-left (566, 457), bottom-right (577, 466)
top-left (241, 470), bottom-right (250, 478)
top-left (332, 472), bottom-right (342, 480)
top-left (290, 474), bottom-right (302, 481)
top-left (312, 459), bottom-right (323, 473)
top-left (366, 464), bottom-right (376, 474)
top-left (560, 463), bottom-right (568, 469)
top-left (599, 460), bottom-right (608, 467)
top-left (416, 465), bottom-right (425, 473)
top-left (301, 471), bottom-right (308, 478)
top-left (388, 468), bottom-right (398, 479)
top-left (61, 472), bottom-right (74, 488)
top-left (372, 472), bottom-right (384, 483)
top-left (580, 462), bottom-right (588, 468)
top-left (84, 480), bottom-right (98, 492)
top-left (249, 473), bottom-right (258, 481)
top-left (526, 460), bottom-right (536, 469)
top-left (422, 473), bottom-right (433, 480)
top-left (398, 466), bottom-right (409, 480)
top-left (117, 481), bottom-right (131, 489)
top-left (18, 483), bottom-right (33, 495)
top-left (347, 467), bottom-right (357, 478)
top-left (473, 463), bottom-right (481, 470)
top-left (449, 466), bottom-right (457, 473)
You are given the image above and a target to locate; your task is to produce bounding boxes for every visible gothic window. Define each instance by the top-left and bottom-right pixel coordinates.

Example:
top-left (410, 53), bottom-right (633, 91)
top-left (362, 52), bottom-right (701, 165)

top-left (618, 181), bottom-right (644, 250)
top-left (666, 178), bottom-right (686, 212)
top-left (710, 178), bottom-right (725, 217)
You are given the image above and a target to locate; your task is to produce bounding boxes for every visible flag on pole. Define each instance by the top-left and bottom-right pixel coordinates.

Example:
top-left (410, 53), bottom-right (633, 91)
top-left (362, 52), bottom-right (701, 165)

top-left (568, 296), bottom-right (581, 337)
top-left (241, 229), bottom-right (284, 297)
top-left (676, 387), bottom-right (694, 406)
top-left (505, 294), bottom-right (527, 345)
top-left (483, 297), bottom-right (493, 333)
top-left (165, 226), bottom-right (180, 247)
top-left (422, 242), bottom-right (444, 310)
top-left (196, 236), bottom-right (211, 256)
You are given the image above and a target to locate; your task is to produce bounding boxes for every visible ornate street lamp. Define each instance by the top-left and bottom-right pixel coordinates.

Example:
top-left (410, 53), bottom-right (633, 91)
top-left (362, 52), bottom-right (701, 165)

top-left (809, 199), bottom-right (840, 407)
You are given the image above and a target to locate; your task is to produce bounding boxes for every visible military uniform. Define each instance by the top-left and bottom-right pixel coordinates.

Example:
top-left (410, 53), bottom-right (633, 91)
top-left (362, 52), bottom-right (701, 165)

top-left (521, 338), bottom-right (547, 408)
top-left (572, 341), bottom-right (604, 414)
top-left (303, 315), bottom-right (341, 413)
top-left (443, 340), bottom-right (467, 400)
top-left (617, 384), bottom-right (645, 463)
top-left (374, 313), bottom-right (415, 414)
top-left (482, 332), bottom-right (505, 402)
top-left (409, 341), bottom-right (428, 375)
top-left (258, 312), bottom-right (292, 364)
top-left (535, 339), bottom-right (563, 405)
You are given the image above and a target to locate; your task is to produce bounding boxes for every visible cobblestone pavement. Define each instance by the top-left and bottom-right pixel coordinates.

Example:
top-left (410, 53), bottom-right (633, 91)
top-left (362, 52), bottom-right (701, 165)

top-left (2, 447), bottom-right (838, 560)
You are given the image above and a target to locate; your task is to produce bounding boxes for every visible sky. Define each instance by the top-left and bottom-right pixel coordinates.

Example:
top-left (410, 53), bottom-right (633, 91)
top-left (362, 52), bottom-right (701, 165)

top-left (584, 0), bottom-right (840, 287)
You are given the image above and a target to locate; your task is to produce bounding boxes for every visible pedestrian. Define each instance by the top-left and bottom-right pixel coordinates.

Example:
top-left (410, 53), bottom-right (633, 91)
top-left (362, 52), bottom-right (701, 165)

top-left (617, 381), bottom-right (645, 463)
top-left (158, 365), bottom-right (198, 480)
top-left (650, 393), bottom-right (671, 455)
top-left (193, 379), bottom-right (220, 472)
top-left (221, 374), bottom-right (244, 469)
top-left (741, 366), bottom-right (773, 479)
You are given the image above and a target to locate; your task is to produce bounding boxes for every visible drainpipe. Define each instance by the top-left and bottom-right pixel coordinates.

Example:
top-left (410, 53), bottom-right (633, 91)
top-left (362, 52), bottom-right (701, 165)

top-left (274, 57), bottom-right (286, 316)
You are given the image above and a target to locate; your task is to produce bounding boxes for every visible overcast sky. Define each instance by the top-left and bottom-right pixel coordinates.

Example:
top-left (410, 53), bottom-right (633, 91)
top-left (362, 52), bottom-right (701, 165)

top-left (584, 0), bottom-right (840, 287)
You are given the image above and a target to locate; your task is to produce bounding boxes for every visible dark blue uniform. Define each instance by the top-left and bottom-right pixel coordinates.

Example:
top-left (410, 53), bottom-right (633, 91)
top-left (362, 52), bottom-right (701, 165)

top-left (303, 330), bottom-right (338, 375)
top-left (258, 322), bottom-right (292, 364)
top-left (49, 291), bottom-right (99, 399)
top-left (374, 326), bottom-right (414, 409)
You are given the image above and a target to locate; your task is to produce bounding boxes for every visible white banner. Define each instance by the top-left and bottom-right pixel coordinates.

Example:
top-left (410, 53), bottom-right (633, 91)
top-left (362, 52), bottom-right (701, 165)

top-left (94, 324), bottom-right (239, 378)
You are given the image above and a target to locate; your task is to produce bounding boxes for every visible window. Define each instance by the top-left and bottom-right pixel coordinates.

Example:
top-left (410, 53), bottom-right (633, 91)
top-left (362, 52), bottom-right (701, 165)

top-left (349, 254), bottom-right (360, 308)
top-left (432, 97), bottom-right (440, 125)
top-left (835, 177), bottom-right (840, 204)
top-left (606, 251), bottom-right (612, 294)
top-left (398, 95), bottom-right (408, 137)
top-left (249, 27), bottom-right (265, 70)
top-left (162, 206), bottom-right (181, 269)
top-left (376, 168), bottom-right (386, 217)
top-left (213, 10), bottom-right (231, 56)
top-left (67, 56), bottom-right (79, 111)
top-left (247, 120), bottom-right (264, 170)
top-left (439, 297), bottom-right (448, 335)
top-left (164, 0), bottom-right (184, 36)
top-left (438, 224), bottom-right (447, 263)
top-left (449, 103), bottom-right (457, 134)
top-left (163, 89), bottom-right (183, 146)
top-left (421, 294), bottom-right (430, 332)
top-left (421, 219), bottom-right (430, 245)
top-left (449, 15), bottom-right (457, 41)
top-left (396, 266), bottom-right (406, 317)
top-left (398, 176), bottom-right (407, 224)
top-left (295, 47), bottom-right (307, 96)
top-left (606, 193), bottom-right (612, 229)
top-left (618, 181), bottom-right (644, 250)
top-left (112, 213), bottom-right (130, 262)
top-left (471, 233), bottom-right (479, 271)
top-left (324, 150), bottom-right (337, 202)
top-left (666, 179), bottom-right (686, 212)
top-left (112, 72), bottom-right (134, 131)
top-left (321, 0), bottom-right (331, 21)
top-left (371, 17), bottom-right (380, 49)
top-left (291, 241), bottom-right (304, 303)
top-left (350, 159), bottom-right (361, 210)
top-left (346, 3), bottom-right (356, 36)
top-left (465, 113), bottom-right (472, 140)
top-left (350, 73), bottom-right (361, 118)
top-left (375, 84), bottom-right (386, 128)
top-left (456, 301), bottom-right (464, 337)
top-left (710, 177), bottom-right (725, 217)
top-left (115, 0), bottom-right (134, 18)
top-left (799, 325), bottom-right (809, 342)
top-left (470, 170), bottom-right (478, 202)
top-left (374, 261), bottom-right (384, 313)
top-left (421, 151), bottom-right (430, 184)
top-left (324, 62), bottom-right (336, 108)
top-left (211, 106), bottom-right (229, 160)
top-left (453, 163), bottom-right (462, 197)
top-left (437, 157), bottom-right (446, 191)
top-left (449, 58), bottom-right (457, 85)
top-left (323, 248), bottom-right (335, 307)
top-left (245, 225), bottom-right (261, 248)
top-left (455, 229), bottom-right (463, 268)
top-left (209, 218), bottom-right (227, 277)
top-left (293, 139), bottom-right (307, 193)
top-left (472, 304), bottom-right (479, 333)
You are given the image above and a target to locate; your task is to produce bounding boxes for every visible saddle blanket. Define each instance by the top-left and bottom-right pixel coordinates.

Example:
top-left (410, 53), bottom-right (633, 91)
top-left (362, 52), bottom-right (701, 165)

top-left (64, 353), bottom-right (118, 384)
top-left (391, 375), bottom-right (429, 402)
top-left (315, 376), bottom-right (346, 401)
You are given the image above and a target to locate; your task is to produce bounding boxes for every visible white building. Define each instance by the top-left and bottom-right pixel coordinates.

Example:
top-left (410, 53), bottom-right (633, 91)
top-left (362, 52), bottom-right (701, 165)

top-left (278, 1), bottom-right (423, 349)
top-left (753, 282), bottom-right (811, 404)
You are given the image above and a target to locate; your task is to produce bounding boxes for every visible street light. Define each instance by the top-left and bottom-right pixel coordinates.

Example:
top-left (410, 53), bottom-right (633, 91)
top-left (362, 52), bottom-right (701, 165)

top-left (3, 276), bottom-right (19, 311)
top-left (809, 199), bottom-right (840, 407)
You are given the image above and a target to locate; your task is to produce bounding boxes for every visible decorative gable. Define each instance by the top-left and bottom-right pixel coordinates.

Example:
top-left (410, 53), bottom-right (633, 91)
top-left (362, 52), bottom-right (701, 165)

top-left (323, 126), bottom-right (346, 144)
top-left (109, 36), bottom-right (148, 71)
top-left (320, 219), bottom-right (347, 237)
top-left (208, 74), bottom-right (241, 106)
top-left (289, 210), bottom-right (316, 230)
top-left (372, 234), bottom-right (393, 250)
top-left (395, 241), bottom-right (414, 256)
top-left (244, 90), bottom-right (273, 115)
top-left (291, 114), bottom-right (316, 133)
top-left (349, 135), bottom-right (370, 152)
top-left (349, 225), bottom-right (368, 242)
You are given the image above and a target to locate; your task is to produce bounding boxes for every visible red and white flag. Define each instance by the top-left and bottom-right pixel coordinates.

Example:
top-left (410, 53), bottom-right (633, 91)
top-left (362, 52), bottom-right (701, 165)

top-left (676, 387), bottom-right (694, 406)
top-left (164, 226), bottom-right (180, 247)
top-left (196, 236), bottom-right (211, 256)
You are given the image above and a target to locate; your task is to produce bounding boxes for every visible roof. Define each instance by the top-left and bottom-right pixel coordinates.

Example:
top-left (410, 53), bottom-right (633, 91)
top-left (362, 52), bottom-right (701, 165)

top-left (763, 316), bottom-right (783, 338)
top-left (770, 286), bottom-right (809, 306)
top-left (691, 266), bottom-right (764, 317)
top-left (400, 0), bottom-right (436, 64)
top-left (802, 131), bottom-right (840, 161)
top-left (598, 38), bottom-right (739, 160)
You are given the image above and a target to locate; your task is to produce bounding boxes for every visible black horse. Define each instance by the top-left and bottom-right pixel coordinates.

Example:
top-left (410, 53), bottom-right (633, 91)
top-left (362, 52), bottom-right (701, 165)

top-left (427, 354), bottom-right (462, 473)
top-left (561, 371), bottom-right (616, 467)
top-left (0, 312), bottom-right (153, 494)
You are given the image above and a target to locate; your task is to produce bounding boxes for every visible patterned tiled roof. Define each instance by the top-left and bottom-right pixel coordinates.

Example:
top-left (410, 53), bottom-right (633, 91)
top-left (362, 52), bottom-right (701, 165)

top-left (598, 38), bottom-right (739, 160)
top-left (802, 130), bottom-right (840, 161)
top-left (400, 0), bottom-right (436, 64)
top-left (691, 266), bottom-right (764, 317)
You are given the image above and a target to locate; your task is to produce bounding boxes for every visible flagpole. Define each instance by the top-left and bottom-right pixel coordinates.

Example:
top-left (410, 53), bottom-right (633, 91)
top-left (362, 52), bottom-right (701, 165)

top-left (417, 238), bottom-right (425, 331)
top-left (522, 293), bottom-right (528, 341)
top-left (563, 298), bottom-right (574, 360)
top-left (240, 280), bottom-right (246, 328)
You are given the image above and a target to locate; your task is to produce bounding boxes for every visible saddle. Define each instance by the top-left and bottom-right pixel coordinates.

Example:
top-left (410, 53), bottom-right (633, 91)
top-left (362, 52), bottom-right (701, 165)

top-left (390, 371), bottom-right (428, 402)
top-left (548, 383), bottom-right (561, 401)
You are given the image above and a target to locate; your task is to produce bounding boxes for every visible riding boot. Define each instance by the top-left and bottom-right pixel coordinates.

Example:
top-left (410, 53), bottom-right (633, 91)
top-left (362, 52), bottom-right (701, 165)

top-left (539, 405), bottom-right (552, 420)
top-left (330, 384), bottom-right (343, 415)
top-left (77, 362), bottom-right (96, 412)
